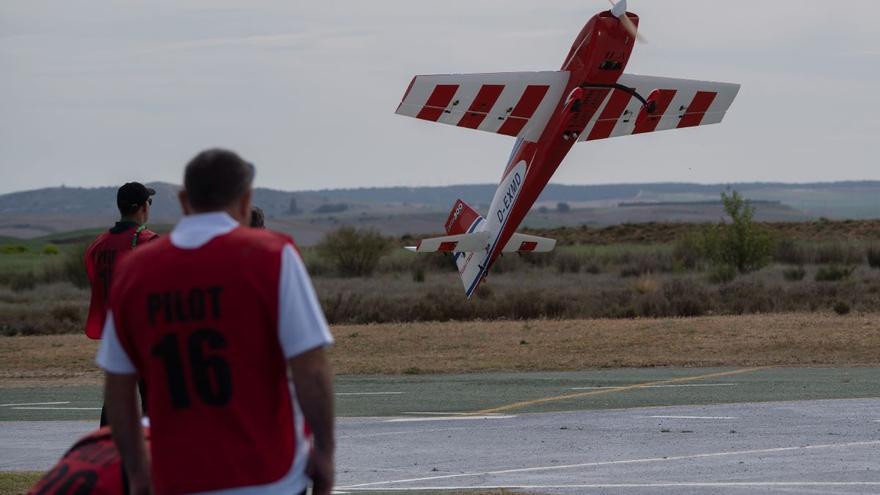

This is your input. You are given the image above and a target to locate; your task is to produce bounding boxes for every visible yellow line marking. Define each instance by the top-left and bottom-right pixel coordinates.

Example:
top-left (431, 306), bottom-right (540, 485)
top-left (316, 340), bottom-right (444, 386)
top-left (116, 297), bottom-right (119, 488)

top-left (473, 367), bottom-right (770, 415)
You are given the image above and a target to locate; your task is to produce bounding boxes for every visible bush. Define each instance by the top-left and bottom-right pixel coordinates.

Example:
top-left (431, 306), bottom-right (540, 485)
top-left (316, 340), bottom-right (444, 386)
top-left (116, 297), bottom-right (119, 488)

top-left (10, 272), bottom-right (37, 292)
top-left (867, 246), bottom-right (880, 269)
top-left (782, 266), bottom-right (806, 282)
top-left (0, 244), bottom-right (28, 254)
top-left (554, 251), bottom-right (582, 274)
top-left (42, 244), bottom-right (60, 255)
top-left (316, 227), bottom-right (391, 277)
top-left (672, 233), bottom-right (707, 270)
top-left (833, 301), bottom-right (851, 315)
top-left (708, 264), bottom-right (737, 284)
top-left (716, 190), bottom-right (774, 273)
top-left (51, 304), bottom-right (82, 324)
top-left (815, 243), bottom-right (863, 265)
top-left (43, 243), bottom-right (89, 288)
top-left (663, 279), bottom-right (708, 317)
top-left (815, 265), bottom-right (854, 282)
top-left (774, 238), bottom-right (808, 265)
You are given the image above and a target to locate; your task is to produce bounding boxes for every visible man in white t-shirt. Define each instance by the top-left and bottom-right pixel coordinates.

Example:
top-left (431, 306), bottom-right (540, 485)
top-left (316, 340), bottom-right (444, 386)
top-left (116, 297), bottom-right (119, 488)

top-left (96, 148), bottom-right (335, 495)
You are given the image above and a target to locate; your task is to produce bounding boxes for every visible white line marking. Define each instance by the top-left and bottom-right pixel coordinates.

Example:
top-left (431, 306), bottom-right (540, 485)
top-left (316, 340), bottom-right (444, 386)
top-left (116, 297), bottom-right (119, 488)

top-left (339, 440), bottom-right (880, 488)
top-left (344, 482), bottom-right (880, 491)
top-left (647, 415), bottom-right (737, 420)
top-left (336, 392), bottom-right (404, 396)
top-left (0, 401), bottom-right (71, 407)
top-left (401, 412), bottom-right (472, 416)
top-left (11, 407), bottom-right (102, 411)
top-left (384, 415), bottom-right (516, 423)
top-left (571, 383), bottom-right (737, 390)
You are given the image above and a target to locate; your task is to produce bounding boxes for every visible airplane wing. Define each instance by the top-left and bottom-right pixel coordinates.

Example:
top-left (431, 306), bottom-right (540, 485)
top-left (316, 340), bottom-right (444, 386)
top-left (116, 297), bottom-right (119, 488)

top-left (396, 71), bottom-right (570, 142)
top-left (578, 74), bottom-right (740, 142)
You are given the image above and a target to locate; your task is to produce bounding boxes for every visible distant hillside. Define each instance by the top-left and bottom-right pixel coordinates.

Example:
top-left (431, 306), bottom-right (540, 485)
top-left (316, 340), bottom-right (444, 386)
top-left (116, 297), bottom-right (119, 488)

top-left (1, 181), bottom-right (878, 242)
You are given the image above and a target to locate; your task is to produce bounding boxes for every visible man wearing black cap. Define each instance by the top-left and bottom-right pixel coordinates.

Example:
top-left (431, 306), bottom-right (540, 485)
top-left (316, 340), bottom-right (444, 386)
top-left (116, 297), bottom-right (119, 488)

top-left (84, 182), bottom-right (158, 425)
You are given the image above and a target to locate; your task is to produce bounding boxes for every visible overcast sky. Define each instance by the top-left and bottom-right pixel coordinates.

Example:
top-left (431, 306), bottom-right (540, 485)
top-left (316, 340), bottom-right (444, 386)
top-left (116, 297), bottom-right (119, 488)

top-left (2, 0), bottom-right (878, 195)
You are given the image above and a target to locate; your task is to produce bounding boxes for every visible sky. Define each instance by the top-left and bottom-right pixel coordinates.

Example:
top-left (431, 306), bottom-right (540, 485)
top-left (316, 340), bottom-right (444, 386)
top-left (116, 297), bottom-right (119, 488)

top-left (1, 0), bottom-right (879, 195)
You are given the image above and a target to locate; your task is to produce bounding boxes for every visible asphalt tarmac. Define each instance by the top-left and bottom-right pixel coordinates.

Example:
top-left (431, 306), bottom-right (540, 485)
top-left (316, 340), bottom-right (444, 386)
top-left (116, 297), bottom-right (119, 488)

top-left (335, 398), bottom-right (880, 494)
top-left (3, 398), bottom-right (879, 494)
top-left (3, 368), bottom-right (880, 494)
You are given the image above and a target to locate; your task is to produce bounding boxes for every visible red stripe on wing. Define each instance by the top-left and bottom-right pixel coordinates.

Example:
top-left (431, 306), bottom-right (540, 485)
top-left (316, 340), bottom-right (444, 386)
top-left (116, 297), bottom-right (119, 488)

top-left (518, 241), bottom-right (538, 252)
top-left (633, 89), bottom-right (677, 134)
top-left (438, 241), bottom-right (458, 252)
top-left (416, 85), bottom-right (459, 122)
top-left (457, 85), bottom-right (505, 129)
top-left (497, 85), bottom-right (550, 136)
top-left (586, 89), bottom-right (632, 141)
top-left (677, 91), bottom-right (718, 128)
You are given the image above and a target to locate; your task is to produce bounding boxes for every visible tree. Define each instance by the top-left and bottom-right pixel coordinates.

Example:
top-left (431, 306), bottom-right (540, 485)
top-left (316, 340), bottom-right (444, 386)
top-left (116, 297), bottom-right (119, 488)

top-left (715, 190), bottom-right (773, 273)
top-left (316, 227), bottom-right (390, 277)
top-left (556, 202), bottom-right (571, 213)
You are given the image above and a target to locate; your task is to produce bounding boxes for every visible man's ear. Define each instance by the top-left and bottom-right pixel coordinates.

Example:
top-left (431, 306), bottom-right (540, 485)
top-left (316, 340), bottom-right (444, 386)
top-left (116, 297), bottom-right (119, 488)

top-left (178, 190), bottom-right (192, 215)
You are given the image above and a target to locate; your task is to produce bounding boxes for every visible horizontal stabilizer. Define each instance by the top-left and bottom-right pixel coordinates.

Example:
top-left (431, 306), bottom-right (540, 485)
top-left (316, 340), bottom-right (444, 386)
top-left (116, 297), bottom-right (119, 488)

top-left (502, 233), bottom-right (556, 253)
top-left (406, 232), bottom-right (490, 253)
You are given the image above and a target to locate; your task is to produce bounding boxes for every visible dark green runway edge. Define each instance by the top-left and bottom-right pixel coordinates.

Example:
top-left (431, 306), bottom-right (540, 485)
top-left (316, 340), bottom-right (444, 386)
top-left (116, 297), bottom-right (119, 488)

top-left (2, 368), bottom-right (879, 421)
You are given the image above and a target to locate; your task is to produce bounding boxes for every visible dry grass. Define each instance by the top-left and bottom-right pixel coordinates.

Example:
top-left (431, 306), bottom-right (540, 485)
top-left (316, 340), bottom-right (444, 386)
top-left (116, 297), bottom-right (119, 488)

top-left (0, 472), bottom-right (41, 495)
top-left (2, 313), bottom-right (879, 387)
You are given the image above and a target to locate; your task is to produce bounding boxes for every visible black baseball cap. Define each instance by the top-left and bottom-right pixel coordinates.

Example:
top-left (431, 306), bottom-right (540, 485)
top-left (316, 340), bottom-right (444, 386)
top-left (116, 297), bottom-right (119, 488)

top-left (117, 182), bottom-right (156, 208)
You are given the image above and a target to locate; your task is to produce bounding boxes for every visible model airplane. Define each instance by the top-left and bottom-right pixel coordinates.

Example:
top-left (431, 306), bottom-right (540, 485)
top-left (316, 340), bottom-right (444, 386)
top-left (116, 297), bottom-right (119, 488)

top-left (398, 0), bottom-right (740, 298)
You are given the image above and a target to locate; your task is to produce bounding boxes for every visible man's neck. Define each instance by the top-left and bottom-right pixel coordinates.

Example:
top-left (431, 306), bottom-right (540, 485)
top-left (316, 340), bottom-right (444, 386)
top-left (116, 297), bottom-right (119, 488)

top-left (119, 217), bottom-right (142, 226)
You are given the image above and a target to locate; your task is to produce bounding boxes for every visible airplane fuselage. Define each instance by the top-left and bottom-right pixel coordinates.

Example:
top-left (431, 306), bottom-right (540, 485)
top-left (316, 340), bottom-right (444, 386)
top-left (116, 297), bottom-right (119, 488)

top-left (474, 11), bottom-right (639, 291)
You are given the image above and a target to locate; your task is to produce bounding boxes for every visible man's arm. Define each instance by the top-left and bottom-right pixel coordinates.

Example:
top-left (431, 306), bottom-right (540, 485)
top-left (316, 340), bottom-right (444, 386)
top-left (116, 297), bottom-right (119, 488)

top-left (288, 348), bottom-right (335, 495)
top-left (105, 372), bottom-right (152, 495)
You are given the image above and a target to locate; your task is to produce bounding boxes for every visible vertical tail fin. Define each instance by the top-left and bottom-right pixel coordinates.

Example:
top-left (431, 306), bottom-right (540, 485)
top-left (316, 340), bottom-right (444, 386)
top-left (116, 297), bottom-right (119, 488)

top-left (443, 200), bottom-right (487, 297)
top-left (445, 199), bottom-right (483, 235)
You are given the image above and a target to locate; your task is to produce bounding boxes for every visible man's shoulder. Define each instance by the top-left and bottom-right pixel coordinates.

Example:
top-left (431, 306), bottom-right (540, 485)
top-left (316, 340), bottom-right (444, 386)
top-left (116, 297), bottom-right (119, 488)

top-left (138, 228), bottom-right (160, 243)
top-left (229, 227), bottom-right (298, 252)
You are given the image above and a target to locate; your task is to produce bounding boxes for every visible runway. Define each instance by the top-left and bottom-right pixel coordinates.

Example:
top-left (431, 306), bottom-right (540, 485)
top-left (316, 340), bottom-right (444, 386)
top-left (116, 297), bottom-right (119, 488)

top-left (335, 398), bottom-right (880, 494)
top-left (3, 368), bottom-right (880, 494)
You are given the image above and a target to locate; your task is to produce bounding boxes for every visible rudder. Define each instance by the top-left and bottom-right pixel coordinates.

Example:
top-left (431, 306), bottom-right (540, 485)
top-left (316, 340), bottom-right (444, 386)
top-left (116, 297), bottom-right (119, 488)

top-left (445, 199), bottom-right (483, 235)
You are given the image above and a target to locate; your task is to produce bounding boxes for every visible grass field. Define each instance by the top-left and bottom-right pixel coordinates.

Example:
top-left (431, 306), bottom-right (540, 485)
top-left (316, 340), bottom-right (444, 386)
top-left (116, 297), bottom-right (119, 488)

top-left (2, 313), bottom-right (879, 388)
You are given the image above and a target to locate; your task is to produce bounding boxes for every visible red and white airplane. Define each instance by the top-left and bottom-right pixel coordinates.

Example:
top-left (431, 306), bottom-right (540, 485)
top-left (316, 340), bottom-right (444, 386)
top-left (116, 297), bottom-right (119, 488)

top-left (398, 0), bottom-right (740, 298)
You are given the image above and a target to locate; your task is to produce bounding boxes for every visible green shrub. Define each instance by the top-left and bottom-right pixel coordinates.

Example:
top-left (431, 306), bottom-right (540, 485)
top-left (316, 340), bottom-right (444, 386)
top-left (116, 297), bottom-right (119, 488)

top-left (782, 266), bottom-right (806, 282)
top-left (411, 265), bottom-right (426, 283)
top-left (815, 265), bottom-right (854, 282)
top-left (716, 190), bottom-right (774, 273)
top-left (867, 246), bottom-right (880, 269)
top-left (316, 227), bottom-right (391, 277)
top-left (0, 244), bottom-right (28, 254)
top-left (43, 243), bottom-right (89, 288)
top-left (833, 301), bottom-right (851, 315)
top-left (42, 244), bottom-right (60, 255)
top-left (708, 264), bottom-right (737, 284)
top-left (774, 238), bottom-right (808, 265)
top-left (672, 233), bottom-right (707, 270)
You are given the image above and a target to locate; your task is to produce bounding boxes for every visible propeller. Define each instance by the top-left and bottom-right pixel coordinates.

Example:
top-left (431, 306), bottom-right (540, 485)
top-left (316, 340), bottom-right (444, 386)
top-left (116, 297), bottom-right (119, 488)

top-left (608, 0), bottom-right (646, 43)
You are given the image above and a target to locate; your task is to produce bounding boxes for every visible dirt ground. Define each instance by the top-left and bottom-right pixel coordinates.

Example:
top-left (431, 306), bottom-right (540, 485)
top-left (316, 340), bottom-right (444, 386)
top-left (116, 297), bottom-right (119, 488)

top-left (1, 313), bottom-right (878, 387)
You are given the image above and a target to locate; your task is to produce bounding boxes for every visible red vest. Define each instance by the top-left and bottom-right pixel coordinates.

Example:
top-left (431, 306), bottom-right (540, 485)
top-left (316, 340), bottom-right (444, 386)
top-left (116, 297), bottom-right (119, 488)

top-left (109, 227), bottom-right (297, 494)
top-left (84, 224), bottom-right (158, 339)
top-left (28, 427), bottom-right (150, 495)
